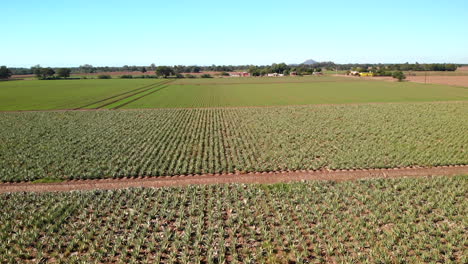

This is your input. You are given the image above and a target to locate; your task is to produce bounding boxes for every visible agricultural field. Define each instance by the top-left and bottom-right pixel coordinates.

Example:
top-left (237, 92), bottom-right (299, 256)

top-left (123, 78), bottom-right (467, 108)
top-left (0, 79), bottom-right (165, 111)
top-left (1, 102), bottom-right (466, 182)
top-left (1, 76), bottom-right (467, 111)
top-left (405, 75), bottom-right (468, 88)
top-left (1, 176), bottom-right (466, 263)
top-left (404, 69), bottom-right (468, 76)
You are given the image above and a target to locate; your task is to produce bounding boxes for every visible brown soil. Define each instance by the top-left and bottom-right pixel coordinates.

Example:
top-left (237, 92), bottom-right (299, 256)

top-left (351, 74), bottom-right (468, 87)
top-left (1, 166), bottom-right (466, 193)
top-left (406, 75), bottom-right (468, 87)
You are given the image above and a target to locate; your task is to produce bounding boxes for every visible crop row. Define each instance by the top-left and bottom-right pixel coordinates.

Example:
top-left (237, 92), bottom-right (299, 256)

top-left (0, 102), bottom-right (467, 182)
top-left (0, 176), bottom-right (466, 263)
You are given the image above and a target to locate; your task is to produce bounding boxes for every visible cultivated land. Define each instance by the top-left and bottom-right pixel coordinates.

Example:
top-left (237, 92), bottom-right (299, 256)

top-left (1, 102), bottom-right (466, 182)
top-left (0, 79), bottom-right (165, 111)
top-left (406, 75), bottom-right (468, 87)
top-left (121, 77), bottom-right (468, 108)
top-left (1, 176), bottom-right (466, 263)
top-left (1, 76), bottom-right (467, 111)
top-left (2, 73), bottom-right (467, 264)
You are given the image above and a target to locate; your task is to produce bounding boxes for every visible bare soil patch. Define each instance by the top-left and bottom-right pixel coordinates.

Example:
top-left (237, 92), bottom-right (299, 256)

top-left (1, 166), bottom-right (466, 193)
top-left (356, 74), bottom-right (468, 87)
top-left (406, 75), bottom-right (468, 87)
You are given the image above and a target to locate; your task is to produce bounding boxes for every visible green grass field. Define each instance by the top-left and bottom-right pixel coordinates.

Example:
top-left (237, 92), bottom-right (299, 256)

top-left (123, 78), bottom-right (468, 108)
top-left (0, 79), bottom-right (163, 111)
top-left (1, 76), bottom-right (466, 111)
top-left (1, 176), bottom-right (466, 263)
top-left (1, 102), bottom-right (466, 182)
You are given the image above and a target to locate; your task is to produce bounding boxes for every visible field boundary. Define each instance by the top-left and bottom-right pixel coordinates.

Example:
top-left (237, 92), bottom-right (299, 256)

top-left (1, 165), bottom-right (466, 193)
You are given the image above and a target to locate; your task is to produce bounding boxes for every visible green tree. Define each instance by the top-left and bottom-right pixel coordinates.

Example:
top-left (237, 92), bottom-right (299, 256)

top-left (270, 63), bottom-right (289, 73)
top-left (392, 71), bottom-right (406, 82)
top-left (141, 67), bottom-right (147, 73)
top-left (79, 64), bottom-right (95, 74)
top-left (155, 66), bottom-right (174, 78)
top-left (0, 66), bottom-right (12, 79)
top-left (34, 67), bottom-right (55, 79)
top-left (248, 66), bottom-right (261, 76)
top-left (57, 68), bottom-right (71, 78)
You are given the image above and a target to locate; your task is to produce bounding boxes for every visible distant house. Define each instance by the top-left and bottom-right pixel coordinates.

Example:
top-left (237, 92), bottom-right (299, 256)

top-left (267, 73), bottom-right (284, 77)
top-left (290, 72), bottom-right (298, 76)
top-left (230, 72), bottom-right (250, 77)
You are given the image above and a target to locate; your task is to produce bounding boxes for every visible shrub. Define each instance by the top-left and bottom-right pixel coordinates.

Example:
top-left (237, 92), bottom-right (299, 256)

top-left (392, 71), bottom-right (406, 82)
top-left (200, 74), bottom-right (212, 78)
top-left (57, 68), bottom-right (71, 78)
top-left (120, 75), bottom-right (133, 79)
top-left (185, 74), bottom-right (196, 78)
top-left (98, 75), bottom-right (112, 79)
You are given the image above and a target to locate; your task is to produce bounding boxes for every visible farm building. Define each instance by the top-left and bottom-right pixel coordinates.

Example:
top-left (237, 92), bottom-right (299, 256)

top-left (230, 72), bottom-right (250, 77)
top-left (359, 72), bottom-right (374, 77)
top-left (267, 73), bottom-right (285, 77)
top-left (348, 71), bottom-right (374, 77)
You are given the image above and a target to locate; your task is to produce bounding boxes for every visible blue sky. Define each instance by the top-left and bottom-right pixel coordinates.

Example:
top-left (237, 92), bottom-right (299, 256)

top-left (2, 0), bottom-right (468, 67)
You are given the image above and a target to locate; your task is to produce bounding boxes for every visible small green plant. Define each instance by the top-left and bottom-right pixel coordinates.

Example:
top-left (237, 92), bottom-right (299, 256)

top-left (1, 176), bottom-right (466, 262)
top-left (0, 102), bottom-right (465, 182)
top-left (97, 75), bottom-right (111, 79)
top-left (32, 177), bottom-right (64, 184)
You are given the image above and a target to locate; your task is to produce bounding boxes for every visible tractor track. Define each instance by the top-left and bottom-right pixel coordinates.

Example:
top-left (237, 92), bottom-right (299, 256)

top-left (74, 81), bottom-right (165, 110)
top-left (111, 83), bottom-right (172, 109)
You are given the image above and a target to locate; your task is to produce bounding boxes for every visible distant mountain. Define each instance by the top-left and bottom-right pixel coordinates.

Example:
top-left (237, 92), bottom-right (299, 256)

top-left (302, 59), bottom-right (318, 65)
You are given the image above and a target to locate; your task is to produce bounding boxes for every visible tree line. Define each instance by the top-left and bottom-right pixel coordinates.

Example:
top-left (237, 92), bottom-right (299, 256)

top-left (1, 62), bottom-right (463, 80)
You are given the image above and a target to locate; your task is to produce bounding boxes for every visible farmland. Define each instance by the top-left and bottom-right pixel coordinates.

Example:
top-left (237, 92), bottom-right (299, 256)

top-left (405, 75), bottom-right (468, 87)
top-left (0, 79), bottom-right (165, 111)
top-left (124, 78), bottom-right (467, 108)
top-left (1, 176), bottom-right (466, 263)
top-left (1, 102), bottom-right (466, 182)
top-left (1, 76), bottom-right (467, 111)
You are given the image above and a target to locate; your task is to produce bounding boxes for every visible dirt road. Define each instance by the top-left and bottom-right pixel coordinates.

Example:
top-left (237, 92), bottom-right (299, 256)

top-left (1, 166), bottom-right (466, 193)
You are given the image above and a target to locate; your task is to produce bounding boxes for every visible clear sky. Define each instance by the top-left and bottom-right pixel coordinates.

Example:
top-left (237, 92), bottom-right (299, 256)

top-left (2, 0), bottom-right (468, 67)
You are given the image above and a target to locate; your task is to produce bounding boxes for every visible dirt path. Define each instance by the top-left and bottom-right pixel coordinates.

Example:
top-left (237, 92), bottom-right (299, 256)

top-left (1, 166), bottom-right (466, 193)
